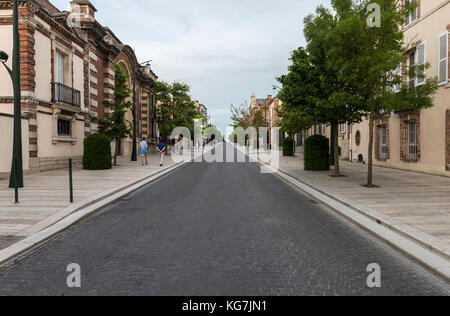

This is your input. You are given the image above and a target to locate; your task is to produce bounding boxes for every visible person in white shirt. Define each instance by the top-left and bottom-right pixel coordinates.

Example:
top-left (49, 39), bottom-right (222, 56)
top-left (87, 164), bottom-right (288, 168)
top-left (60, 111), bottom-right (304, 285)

top-left (139, 138), bottom-right (148, 166)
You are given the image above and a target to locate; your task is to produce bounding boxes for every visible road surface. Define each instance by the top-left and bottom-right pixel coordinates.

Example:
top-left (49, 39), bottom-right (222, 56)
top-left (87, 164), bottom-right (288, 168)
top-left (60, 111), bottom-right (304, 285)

top-left (0, 143), bottom-right (448, 295)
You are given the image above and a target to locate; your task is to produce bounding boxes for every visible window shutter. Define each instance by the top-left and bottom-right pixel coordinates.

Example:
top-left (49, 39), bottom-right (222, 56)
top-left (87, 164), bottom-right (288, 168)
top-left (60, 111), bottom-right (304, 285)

top-left (416, 42), bottom-right (426, 86)
top-left (410, 0), bottom-right (417, 22)
top-left (438, 32), bottom-right (448, 85)
top-left (55, 51), bottom-right (64, 84)
top-left (405, 0), bottom-right (410, 26)
top-left (409, 53), bottom-right (415, 89)
top-left (394, 63), bottom-right (402, 93)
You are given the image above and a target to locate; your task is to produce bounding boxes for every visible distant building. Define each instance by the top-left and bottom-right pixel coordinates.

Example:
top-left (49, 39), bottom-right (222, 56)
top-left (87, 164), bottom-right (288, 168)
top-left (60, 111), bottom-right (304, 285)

top-left (195, 100), bottom-right (208, 126)
top-left (250, 93), bottom-right (271, 126)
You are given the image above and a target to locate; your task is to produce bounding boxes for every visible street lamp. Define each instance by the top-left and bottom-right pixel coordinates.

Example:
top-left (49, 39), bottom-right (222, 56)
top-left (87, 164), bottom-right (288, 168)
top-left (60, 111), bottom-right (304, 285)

top-left (131, 59), bottom-right (152, 162)
top-left (1, 0), bottom-right (24, 190)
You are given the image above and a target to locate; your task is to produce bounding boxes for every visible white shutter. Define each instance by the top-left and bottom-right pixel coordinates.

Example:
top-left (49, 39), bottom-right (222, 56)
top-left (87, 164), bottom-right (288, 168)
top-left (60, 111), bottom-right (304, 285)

top-left (394, 63), bottom-right (402, 93)
top-left (415, 42), bottom-right (426, 86)
top-left (438, 32), bottom-right (448, 85)
top-left (405, 0), bottom-right (410, 26)
top-left (55, 51), bottom-right (64, 84)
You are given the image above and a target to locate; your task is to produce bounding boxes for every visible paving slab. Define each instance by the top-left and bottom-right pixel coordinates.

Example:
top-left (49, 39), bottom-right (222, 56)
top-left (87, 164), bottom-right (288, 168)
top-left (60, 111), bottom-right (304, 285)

top-left (277, 155), bottom-right (450, 260)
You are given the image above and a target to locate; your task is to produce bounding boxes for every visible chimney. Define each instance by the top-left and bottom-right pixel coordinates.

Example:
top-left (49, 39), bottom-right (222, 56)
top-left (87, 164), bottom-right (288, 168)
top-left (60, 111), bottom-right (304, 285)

top-left (251, 93), bottom-right (256, 103)
top-left (71, 0), bottom-right (97, 23)
top-left (267, 95), bottom-right (272, 101)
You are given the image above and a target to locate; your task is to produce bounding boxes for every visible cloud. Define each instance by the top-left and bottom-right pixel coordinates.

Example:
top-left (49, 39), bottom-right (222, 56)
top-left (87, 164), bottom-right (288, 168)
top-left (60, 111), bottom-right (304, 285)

top-left (51, 0), bottom-right (331, 131)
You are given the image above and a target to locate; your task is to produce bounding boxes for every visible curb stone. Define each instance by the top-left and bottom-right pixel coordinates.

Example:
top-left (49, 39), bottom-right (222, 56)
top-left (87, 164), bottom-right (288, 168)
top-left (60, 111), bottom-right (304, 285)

top-left (239, 146), bottom-right (450, 283)
top-left (0, 158), bottom-right (192, 266)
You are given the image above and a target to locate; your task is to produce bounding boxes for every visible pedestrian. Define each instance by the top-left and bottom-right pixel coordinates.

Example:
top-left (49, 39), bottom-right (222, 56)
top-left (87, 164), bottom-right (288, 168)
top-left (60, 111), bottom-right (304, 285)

top-left (157, 138), bottom-right (166, 167)
top-left (139, 137), bottom-right (148, 166)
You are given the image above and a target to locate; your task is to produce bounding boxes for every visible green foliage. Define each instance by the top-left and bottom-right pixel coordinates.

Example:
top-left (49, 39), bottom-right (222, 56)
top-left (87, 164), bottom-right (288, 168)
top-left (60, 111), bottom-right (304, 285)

top-left (91, 64), bottom-right (132, 165)
top-left (304, 135), bottom-right (330, 171)
top-left (230, 102), bottom-right (251, 130)
top-left (83, 134), bottom-right (112, 170)
top-left (283, 137), bottom-right (294, 157)
top-left (230, 102), bottom-right (267, 140)
top-left (155, 81), bottom-right (201, 139)
top-left (278, 0), bottom-right (438, 183)
top-left (93, 63), bottom-right (132, 140)
top-left (324, 0), bottom-right (438, 185)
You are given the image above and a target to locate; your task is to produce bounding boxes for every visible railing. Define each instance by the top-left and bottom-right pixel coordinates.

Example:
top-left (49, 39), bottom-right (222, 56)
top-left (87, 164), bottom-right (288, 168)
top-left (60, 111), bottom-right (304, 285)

top-left (52, 82), bottom-right (81, 108)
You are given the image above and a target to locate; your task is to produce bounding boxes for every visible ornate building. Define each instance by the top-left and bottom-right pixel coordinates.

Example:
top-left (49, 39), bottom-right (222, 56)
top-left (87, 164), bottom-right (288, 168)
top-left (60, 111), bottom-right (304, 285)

top-left (0, 0), bottom-right (158, 177)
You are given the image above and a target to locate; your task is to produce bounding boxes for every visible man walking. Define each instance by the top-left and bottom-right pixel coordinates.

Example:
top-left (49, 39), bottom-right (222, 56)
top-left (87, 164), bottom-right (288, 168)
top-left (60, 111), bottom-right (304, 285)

top-left (157, 138), bottom-right (166, 167)
top-left (139, 137), bottom-right (148, 166)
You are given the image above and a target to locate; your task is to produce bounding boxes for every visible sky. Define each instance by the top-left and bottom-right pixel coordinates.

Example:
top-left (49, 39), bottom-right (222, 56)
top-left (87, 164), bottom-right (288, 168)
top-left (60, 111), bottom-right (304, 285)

top-left (52, 0), bottom-right (331, 132)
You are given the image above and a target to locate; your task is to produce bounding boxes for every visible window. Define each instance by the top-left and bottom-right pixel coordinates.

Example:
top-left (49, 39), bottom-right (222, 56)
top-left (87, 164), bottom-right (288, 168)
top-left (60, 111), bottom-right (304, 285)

top-left (406, 120), bottom-right (418, 161)
top-left (405, 0), bottom-right (418, 27)
top-left (355, 130), bottom-right (361, 146)
top-left (340, 123), bottom-right (346, 134)
top-left (415, 42), bottom-right (426, 87)
top-left (438, 32), bottom-right (449, 86)
top-left (321, 124), bottom-right (327, 135)
top-left (380, 126), bottom-right (388, 160)
top-left (57, 119), bottom-right (71, 136)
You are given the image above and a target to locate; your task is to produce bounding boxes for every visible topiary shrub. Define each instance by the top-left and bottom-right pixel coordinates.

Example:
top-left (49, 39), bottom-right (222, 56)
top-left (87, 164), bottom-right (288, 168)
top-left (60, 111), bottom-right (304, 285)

top-left (283, 137), bottom-right (294, 156)
top-left (304, 134), bottom-right (330, 171)
top-left (83, 134), bottom-right (112, 170)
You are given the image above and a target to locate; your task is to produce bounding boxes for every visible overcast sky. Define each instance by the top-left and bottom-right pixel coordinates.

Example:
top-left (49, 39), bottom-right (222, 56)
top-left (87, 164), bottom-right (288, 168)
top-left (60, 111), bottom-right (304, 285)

top-left (52, 0), bottom-right (331, 132)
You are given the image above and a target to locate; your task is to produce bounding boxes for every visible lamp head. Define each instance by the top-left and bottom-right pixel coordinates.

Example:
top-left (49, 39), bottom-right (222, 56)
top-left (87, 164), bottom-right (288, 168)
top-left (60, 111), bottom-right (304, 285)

top-left (0, 51), bottom-right (9, 63)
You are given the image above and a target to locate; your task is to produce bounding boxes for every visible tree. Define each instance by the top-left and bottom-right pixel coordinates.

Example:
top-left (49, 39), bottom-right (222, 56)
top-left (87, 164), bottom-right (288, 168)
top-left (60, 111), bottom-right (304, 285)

top-left (230, 102), bottom-right (251, 130)
top-left (303, 7), bottom-right (364, 177)
top-left (92, 64), bottom-right (132, 166)
top-left (155, 81), bottom-right (201, 140)
top-left (230, 102), bottom-right (267, 147)
top-left (328, 0), bottom-right (438, 186)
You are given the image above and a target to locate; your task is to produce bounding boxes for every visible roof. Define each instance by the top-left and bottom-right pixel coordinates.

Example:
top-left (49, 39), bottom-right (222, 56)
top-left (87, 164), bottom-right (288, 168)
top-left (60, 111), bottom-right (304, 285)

top-left (255, 99), bottom-right (270, 105)
top-left (34, 0), bottom-right (60, 15)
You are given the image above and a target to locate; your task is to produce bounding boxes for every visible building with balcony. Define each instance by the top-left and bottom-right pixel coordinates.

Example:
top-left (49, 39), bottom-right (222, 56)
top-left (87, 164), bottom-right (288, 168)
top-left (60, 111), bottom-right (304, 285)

top-left (0, 0), bottom-right (158, 176)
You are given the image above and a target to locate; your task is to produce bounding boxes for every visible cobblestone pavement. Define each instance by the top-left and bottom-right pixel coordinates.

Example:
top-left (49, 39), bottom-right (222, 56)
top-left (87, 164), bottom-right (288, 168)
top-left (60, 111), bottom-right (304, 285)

top-left (0, 143), bottom-right (448, 296)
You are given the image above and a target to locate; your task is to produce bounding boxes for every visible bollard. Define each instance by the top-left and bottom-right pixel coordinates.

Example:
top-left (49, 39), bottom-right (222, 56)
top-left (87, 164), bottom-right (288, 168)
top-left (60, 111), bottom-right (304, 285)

top-left (69, 158), bottom-right (73, 203)
top-left (14, 155), bottom-right (19, 204)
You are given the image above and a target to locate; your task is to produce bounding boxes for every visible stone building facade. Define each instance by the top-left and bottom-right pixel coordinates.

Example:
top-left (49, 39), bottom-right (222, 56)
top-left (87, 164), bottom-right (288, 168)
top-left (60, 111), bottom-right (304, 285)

top-left (351, 0), bottom-right (450, 176)
top-left (0, 0), bottom-right (158, 177)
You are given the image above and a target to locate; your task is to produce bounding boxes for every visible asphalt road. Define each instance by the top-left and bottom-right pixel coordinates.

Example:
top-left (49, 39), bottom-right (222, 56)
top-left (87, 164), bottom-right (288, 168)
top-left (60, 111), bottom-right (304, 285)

top-left (0, 143), bottom-right (449, 296)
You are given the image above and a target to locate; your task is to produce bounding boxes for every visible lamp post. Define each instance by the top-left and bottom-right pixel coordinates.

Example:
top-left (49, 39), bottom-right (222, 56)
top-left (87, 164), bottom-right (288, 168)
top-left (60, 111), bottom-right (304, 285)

top-left (131, 59), bottom-right (152, 162)
top-left (1, 0), bottom-right (23, 189)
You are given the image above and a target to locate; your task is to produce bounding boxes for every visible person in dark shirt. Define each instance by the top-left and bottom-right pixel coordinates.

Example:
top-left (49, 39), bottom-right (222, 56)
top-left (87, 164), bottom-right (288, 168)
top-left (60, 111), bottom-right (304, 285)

top-left (157, 139), bottom-right (166, 167)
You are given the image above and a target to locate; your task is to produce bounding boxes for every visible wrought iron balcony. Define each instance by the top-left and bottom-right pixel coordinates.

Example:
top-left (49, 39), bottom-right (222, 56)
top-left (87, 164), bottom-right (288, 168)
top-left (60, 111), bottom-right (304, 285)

top-left (52, 82), bottom-right (81, 108)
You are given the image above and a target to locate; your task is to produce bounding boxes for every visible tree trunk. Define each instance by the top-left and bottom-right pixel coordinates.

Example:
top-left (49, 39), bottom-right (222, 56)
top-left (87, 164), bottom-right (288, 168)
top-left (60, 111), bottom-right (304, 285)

top-left (367, 109), bottom-right (375, 187)
top-left (333, 123), bottom-right (340, 177)
top-left (114, 138), bottom-right (121, 166)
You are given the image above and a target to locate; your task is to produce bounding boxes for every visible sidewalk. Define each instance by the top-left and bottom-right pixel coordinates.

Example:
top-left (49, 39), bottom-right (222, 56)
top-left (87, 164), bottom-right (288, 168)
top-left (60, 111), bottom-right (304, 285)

top-left (278, 155), bottom-right (450, 260)
top-left (0, 154), bottom-right (177, 251)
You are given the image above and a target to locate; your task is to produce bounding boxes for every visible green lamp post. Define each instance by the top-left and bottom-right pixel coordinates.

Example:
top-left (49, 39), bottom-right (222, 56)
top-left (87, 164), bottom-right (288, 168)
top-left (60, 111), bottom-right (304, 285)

top-left (0, 0), bottom-right (24, 189)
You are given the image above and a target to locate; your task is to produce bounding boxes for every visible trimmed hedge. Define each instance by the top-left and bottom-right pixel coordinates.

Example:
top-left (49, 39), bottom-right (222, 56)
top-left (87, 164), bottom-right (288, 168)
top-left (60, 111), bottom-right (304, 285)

top-left (283, 137), bottom-right (294, 157)
top-left (304, 134), bottom-right (330, 171)
top-left (83, 134), bottom-right (112, 170)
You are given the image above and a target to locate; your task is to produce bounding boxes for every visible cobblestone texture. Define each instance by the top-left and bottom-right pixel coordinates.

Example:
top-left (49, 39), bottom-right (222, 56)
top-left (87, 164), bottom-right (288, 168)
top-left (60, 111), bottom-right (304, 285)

top-left (0, 143), bottom-right (448, 296)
